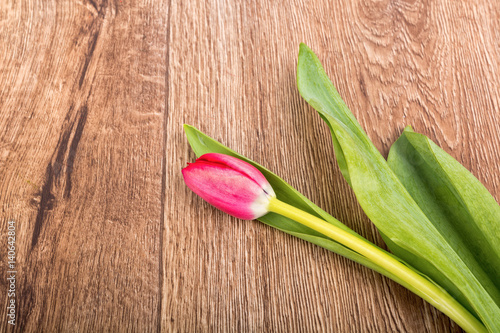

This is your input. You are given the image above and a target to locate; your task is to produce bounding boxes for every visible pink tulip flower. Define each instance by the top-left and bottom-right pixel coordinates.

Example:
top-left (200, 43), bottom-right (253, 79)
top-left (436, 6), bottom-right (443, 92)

top-left (182, 153), bottom-right (276, 220)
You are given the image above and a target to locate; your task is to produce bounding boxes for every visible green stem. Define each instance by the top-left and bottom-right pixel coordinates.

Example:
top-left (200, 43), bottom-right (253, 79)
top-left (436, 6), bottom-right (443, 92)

top-left (267, 198), bottom-right (487, 333)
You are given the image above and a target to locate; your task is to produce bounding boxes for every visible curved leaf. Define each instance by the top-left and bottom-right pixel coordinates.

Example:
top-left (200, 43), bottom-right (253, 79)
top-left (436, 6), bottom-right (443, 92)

top-left (296, 43), bottom-right (500, 331)
top-left (388, 126), bottom-right (500, 306)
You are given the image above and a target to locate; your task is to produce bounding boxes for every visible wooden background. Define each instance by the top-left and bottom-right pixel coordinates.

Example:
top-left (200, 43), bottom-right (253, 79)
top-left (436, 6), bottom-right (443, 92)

top-left (1, 0), bottom-right (499, 331)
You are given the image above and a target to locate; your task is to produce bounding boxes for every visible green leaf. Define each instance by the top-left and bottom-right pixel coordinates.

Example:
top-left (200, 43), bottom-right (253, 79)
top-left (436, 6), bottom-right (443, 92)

top-left (184, 124), bottom-right (412, 289)
top-left (388, 126), bottom-right (500, 306)
top-left (296, 43), bottom-right (500, 331)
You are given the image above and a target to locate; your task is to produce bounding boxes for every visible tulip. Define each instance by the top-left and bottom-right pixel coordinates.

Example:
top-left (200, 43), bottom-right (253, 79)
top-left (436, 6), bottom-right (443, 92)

top-left (182, 153), bottom-right (276, 220)
top-left (182, 151), bottom-right (485, 333)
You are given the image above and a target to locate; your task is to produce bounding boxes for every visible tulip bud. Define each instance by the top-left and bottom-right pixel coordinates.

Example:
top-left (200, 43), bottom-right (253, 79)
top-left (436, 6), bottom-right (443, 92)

top-left (182, 153), bottom-right (276, 220)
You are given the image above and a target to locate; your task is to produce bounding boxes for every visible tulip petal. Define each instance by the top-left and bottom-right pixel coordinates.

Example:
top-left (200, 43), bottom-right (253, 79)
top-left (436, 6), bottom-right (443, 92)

top-left (182, 156), bottom-right (274, 220)
top-left (197, 153), bottom-right (272, 193)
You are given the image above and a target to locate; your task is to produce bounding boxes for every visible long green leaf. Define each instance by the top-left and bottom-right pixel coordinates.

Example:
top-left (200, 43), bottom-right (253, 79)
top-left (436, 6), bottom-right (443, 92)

top-left (388, 126), bottom-right (500, 304)
top-left (184, 124), bottom-right (417, 289)
top-left (296, 43), bottom-right (500, 331)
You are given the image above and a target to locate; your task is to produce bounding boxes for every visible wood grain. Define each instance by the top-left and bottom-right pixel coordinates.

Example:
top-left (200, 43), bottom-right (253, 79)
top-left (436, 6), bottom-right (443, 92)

top-left (0, 0), bottom-right (167, 331)
top-left (1, 0), bottom-right (499, 332)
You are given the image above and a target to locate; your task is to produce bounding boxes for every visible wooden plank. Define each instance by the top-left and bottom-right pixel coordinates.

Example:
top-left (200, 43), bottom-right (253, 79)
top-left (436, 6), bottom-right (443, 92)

top-left (164, 0), bottom-right (498, 332)
top-left (0, 0), bottom-right (167, 331)
top-left (0, 0), bottom-right (498, 331)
